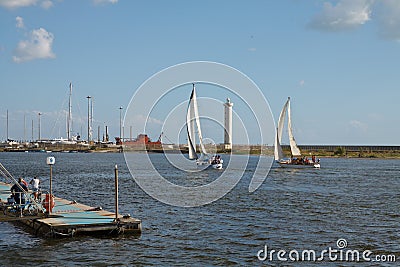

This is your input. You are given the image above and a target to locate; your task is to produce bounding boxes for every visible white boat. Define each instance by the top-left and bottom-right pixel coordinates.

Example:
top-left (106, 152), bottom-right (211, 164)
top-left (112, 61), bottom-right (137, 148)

top-left (52, 137), bottom-right (77, 145)
top-left (274, 97), bottom-right (320, 169)
top-left (187, 84), bottom-right (223, 170)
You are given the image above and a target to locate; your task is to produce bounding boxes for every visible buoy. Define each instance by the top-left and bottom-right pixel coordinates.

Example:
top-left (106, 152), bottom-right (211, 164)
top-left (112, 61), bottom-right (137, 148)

top-left (43, 194), bottom-right (55, 213)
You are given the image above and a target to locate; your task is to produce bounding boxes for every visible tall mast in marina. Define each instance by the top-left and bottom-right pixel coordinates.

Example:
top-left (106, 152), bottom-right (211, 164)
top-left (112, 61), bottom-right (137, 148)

top-left (67, 82), bottom-right (72, 140)
top-left (31, 119), bottom-right (34, 141)
top-left (87, 96), bottom-right (92, 143)
top-left (6, 110), bottom-right (8, 141)
top-left (24, 113), bottom-right (26, 141)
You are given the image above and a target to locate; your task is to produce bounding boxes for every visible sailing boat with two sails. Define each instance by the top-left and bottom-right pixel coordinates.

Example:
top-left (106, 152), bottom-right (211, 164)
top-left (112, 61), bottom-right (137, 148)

top-left (187, 84), bottom-right (223, 169)
top-left (274, 97), bottom-right (320, 168)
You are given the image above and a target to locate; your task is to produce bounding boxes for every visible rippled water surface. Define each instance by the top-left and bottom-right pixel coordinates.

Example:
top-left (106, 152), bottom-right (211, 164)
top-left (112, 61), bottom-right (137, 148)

top-left (0, 152), bottom-right (399, 266)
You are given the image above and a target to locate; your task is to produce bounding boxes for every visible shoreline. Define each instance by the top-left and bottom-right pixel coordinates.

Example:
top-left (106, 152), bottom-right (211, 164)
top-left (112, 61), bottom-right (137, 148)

top-left (1, 147), bottom-right (400, 159)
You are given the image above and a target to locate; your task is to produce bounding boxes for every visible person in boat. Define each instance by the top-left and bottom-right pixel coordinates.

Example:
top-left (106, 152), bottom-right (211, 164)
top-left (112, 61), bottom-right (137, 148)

top-left (211, 155), bottom-right (220, 165)
top-left (211, 156), bottom-right (216, 164)
top-left (30, 176), bottom-right (40, 200)
top-left (10, 178), bottom-right (28, 205)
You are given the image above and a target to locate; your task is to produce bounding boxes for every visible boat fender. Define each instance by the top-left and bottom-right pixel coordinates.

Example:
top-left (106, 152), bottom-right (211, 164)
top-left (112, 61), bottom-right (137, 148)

top-left (43, 194), bottom-right (55, 212)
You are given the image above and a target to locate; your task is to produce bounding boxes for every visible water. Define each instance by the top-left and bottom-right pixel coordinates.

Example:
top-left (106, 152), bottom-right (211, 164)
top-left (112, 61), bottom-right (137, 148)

top-left (0, 152), bottom-right (399, 266)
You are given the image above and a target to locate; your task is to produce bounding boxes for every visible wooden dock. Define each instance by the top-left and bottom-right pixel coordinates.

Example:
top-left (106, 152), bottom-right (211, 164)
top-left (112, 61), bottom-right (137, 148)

top-left (0, 182), bottom-right (141, 238)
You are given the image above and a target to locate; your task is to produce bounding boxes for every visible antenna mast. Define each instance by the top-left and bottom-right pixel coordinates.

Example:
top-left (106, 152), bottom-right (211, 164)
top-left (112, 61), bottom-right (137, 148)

top-left (67, 82), bottom-right (72, 140)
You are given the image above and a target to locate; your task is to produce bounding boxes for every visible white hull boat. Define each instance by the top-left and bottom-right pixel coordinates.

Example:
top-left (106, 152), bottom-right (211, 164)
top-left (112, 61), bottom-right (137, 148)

top-left (274, 97), bottom-right (320, 169)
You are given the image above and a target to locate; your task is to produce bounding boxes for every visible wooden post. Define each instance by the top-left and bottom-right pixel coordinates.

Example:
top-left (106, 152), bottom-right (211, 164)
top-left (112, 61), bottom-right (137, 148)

top-left (46, 156), bottom-right (55, 214)
top-left (114, 164), bottom-right (119, 221)
top-left (50, 165), bottom-right (52, 199)
top-left (49, 164), bottom-right (53, 214)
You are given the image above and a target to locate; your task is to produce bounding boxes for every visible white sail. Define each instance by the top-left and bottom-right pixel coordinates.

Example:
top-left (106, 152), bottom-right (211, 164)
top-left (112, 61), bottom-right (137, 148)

top-left (287, 98), bottom-right (301, 157)
top-left (277, 98), bottom-right (289, 142)
top-left (274, 98), bottom-right (289, 161)
top-left (274, 127), bottom-right (285, 161)
top-left (186, 84), bottom-right (212, 164)
top-left (187, 88), bottom-right (197, 160)
top-left (192, 88), bottom-right (209, 159)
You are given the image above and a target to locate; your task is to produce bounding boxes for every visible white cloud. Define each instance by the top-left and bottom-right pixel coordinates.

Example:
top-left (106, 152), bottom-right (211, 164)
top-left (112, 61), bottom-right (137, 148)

top-left (0, 0), bottom-right (38, 9)
top-left (40, 0), bottom-right (52, 9)
top-left (0, 0), bottom-right (53, 9)
top-left (93, 0), bottom-right (118, 5)
top-left (13, 27), bottom-right (55, 63)
top-left (16, 16), bottom-right (24, 28)
top-left (299, 80), bottom-right (305, 87)
top-left (309, 0), bottom-right (374, 31)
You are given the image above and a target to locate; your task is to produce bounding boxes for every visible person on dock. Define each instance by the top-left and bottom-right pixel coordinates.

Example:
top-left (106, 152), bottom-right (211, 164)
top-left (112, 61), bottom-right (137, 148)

top-left (10, 178), bottom-right (28, 205)
top-left (30, 176), bottom-right (40, 200)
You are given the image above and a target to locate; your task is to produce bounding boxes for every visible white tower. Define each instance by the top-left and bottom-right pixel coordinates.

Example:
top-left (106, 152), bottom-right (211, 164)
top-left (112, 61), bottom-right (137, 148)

top-left (224, 98), bottom-right (233, 150)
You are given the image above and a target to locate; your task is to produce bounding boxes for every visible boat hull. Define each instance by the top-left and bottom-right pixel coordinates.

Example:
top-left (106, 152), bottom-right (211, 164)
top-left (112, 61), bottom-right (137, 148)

top-left (196, 159), bottom-right (223, 169)
top-left (278, 161), bottom-right (320, 169)
top-left (211, 163), bottom-right (223, 170)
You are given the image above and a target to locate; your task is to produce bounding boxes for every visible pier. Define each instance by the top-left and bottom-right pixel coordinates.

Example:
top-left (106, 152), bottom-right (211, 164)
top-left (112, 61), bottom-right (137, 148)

top-left (0, 182), bottom-right (141, 237)
top-left (0, 160), bottom-right (141, 238)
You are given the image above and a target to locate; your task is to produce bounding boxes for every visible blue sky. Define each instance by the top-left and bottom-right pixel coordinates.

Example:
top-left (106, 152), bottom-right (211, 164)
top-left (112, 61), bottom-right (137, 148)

top-left (1, 0), bottom-right (399, 145)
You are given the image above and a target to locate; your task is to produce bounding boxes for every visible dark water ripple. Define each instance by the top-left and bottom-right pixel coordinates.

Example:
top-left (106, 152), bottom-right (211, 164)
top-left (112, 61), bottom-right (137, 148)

top-left (0, 153), bottom-right (399, 266)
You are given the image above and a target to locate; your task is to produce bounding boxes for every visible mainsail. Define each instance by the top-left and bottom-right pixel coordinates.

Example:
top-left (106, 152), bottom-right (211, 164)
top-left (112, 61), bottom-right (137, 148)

top-left (187, 84), bottom-right (209, 161)
top-left (187, 87), bottom-right (197, 160)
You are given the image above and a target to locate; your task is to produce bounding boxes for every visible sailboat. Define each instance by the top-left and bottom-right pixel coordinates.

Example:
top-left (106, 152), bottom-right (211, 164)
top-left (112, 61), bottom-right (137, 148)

top-left (187, 84), bottom-right (223, 169)
top-left (274, 97), bottom-right (320, 168)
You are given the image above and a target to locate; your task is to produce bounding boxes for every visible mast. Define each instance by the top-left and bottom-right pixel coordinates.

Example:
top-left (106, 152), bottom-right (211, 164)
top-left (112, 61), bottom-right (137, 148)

top-left (6, 110), bottom-right (8, 141)
top-left (87, 96), bottom-right (92, 143)
top-left (67, 82), bottom-right (72, 140)
top-left (23, 113), bottom-right (26, 141)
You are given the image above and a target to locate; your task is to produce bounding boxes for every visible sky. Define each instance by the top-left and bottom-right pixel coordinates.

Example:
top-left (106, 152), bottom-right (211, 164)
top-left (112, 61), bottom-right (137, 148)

top-left (1, 0), bottom-right (400, 145)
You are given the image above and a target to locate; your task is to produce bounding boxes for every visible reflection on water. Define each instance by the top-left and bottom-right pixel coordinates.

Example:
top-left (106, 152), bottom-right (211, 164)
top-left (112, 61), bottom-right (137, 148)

top-left (0, 152), bottom-right (399, 266)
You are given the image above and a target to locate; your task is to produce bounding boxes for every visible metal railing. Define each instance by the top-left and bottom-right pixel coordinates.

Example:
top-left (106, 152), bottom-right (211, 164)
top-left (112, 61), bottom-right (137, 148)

top-left (0, 163), bottom-right (45, 215)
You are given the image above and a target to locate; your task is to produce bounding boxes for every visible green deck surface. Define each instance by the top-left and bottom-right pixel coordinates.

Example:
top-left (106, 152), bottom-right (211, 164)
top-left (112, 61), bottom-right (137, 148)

top-left (1, 182), bottom-right (115, 225)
